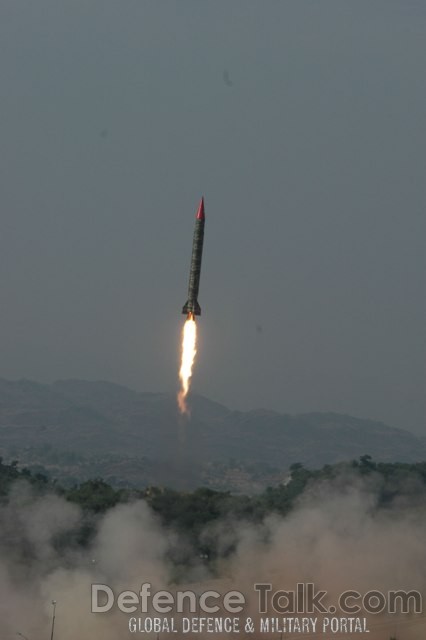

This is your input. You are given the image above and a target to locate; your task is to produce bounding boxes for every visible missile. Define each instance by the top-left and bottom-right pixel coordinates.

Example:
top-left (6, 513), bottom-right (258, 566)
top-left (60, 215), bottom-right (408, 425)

top-left (182, 197), bottom-right (205, 317)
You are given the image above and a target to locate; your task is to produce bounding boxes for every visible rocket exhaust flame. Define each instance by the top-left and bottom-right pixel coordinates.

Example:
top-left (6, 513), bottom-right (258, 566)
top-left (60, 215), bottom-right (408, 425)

top-left (177, 313), bottom-right (197, 414)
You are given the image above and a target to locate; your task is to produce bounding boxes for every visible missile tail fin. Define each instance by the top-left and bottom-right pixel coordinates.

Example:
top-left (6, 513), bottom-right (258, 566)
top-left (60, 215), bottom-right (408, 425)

top-left (182, 300), bottom-right (201, 316)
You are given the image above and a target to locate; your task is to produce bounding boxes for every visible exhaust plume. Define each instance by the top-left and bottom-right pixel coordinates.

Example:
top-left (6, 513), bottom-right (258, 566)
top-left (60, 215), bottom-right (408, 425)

top-left (177, 314), bottom-right (197, 414)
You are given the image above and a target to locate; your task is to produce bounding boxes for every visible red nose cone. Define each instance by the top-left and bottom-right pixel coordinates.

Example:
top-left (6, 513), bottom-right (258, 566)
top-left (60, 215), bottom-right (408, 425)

top-left (196, 197), bottom-right (205, 220)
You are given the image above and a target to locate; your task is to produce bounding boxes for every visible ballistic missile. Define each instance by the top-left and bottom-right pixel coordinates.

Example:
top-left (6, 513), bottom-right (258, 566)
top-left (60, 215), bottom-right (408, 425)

top-left (182, 197), bottom-right (205, 317)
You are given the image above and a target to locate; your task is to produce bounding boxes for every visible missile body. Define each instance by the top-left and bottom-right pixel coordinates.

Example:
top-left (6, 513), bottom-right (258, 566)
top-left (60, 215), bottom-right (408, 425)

top-left (182, 198), bottom-right (205, 317)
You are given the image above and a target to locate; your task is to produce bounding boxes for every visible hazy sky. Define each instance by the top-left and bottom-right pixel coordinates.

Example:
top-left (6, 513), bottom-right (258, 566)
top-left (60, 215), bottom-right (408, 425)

top-left (0, 1), bottom-right (425, 433)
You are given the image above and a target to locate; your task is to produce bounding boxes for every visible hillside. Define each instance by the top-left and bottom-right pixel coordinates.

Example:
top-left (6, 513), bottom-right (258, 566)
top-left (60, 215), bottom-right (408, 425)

top-left (0, 378), bottom-right (424, 491)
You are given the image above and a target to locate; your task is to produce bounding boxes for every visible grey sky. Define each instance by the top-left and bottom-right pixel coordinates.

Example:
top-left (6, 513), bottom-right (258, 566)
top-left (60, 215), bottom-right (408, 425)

top-left (0, 1), bottom-right (425, 433)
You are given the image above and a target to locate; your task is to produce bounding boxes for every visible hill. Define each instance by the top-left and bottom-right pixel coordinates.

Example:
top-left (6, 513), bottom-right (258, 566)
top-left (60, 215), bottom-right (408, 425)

top-left (0, 378), bottom-right (424, 491)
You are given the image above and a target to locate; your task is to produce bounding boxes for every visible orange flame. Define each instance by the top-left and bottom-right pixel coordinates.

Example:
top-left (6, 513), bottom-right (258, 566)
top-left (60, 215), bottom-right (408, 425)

top-left (177, 314), bottom-right (197, 414)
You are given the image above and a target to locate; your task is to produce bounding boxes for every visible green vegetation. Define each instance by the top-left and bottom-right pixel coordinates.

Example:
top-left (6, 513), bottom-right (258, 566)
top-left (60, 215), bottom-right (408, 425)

top-left (64, 478), bottom-right (125, 513)
top-left (1, 455), bottom-right (425, 561)
top-left (0, 457), bottom-right (50, 496)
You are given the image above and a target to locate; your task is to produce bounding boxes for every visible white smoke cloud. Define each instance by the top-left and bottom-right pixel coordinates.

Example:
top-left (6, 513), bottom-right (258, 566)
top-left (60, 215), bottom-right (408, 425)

top-left (0, 471), bottom-right (424, 639)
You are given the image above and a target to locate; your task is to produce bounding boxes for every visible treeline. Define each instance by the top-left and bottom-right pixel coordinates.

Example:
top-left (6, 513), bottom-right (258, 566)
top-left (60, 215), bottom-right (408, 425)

top-left (1, 455), bottom-right (426, 559)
